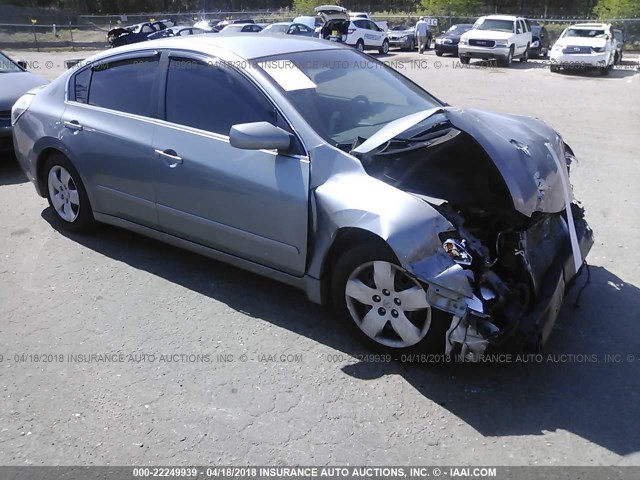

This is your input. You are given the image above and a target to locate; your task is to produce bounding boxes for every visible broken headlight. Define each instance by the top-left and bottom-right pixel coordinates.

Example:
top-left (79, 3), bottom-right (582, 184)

top-left (442, 238), bottom-right (473, 266)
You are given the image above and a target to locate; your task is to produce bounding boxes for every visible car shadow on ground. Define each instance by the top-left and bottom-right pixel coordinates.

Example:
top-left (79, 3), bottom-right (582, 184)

top-left (41, 208), bottom-right (640, 457)
top-left (0, 154), bottom-right (28, 186)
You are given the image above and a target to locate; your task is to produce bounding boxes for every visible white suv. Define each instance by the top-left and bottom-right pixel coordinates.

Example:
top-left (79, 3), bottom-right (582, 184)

top-left (458, 15), bottom-right (532, 66)
top-left (315, 5), bottom-right (389, 54)
top-left (549, 23), bottom-right (617, 75)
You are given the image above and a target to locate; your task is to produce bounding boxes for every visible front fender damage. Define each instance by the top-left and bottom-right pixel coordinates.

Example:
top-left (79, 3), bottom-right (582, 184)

top-left (307, 144), bottom-right (485, 353)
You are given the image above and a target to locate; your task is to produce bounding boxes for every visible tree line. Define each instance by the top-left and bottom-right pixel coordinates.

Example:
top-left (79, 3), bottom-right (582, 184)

top-left (0, 0), bottom-right (638, 18)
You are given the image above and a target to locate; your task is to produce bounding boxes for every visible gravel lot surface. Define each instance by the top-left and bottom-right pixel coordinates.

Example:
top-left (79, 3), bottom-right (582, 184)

top-left (1, 48), bottom-right (639, 467)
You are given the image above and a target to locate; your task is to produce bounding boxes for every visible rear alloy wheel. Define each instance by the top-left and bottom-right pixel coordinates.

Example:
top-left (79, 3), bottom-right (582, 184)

top-left (332, 244), bottom-right (451, 354)
top-left (45, 153), bottom-right (96, 232)
top-left (355, 40), bottom-right (365, 52)
top-left (379, 39), bottom-right (389, 55)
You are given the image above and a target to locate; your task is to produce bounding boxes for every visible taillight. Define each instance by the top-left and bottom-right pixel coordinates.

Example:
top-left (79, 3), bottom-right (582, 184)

top-left (11, 93), bottom-right (35, 125)
top-left (348, 29), bottom-right (355, 34)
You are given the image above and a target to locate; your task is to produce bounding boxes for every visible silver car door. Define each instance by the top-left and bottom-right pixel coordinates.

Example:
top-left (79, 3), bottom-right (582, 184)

top-left (60, 52), bottom-right (160, 227)
top-left (151, 53), bottom-right (309, 276)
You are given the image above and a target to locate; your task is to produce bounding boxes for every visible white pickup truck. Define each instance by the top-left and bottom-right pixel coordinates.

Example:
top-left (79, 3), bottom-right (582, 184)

top-left (458, 15), bottom-right (533, 66)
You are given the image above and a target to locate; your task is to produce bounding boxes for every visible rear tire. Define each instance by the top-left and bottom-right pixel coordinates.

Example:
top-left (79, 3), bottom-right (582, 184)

top-left (355, 39), bottom-right (364, 52)
top-left (331, 244), bottom-right (452, 355)
top-left (44, 153), bottom-right (96, 232)
top-left (435, 50), bottom-right (443, 57)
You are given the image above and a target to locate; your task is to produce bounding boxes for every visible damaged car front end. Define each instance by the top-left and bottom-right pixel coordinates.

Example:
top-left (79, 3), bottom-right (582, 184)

top-left (345, 108), bottom-right (593, 359)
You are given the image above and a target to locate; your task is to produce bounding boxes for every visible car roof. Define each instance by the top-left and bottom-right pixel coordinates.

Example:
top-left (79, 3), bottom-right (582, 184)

top-left (83, 34), bottom-right (345, 64)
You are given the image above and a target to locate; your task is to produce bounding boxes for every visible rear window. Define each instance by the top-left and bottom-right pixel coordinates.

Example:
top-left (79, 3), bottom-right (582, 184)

top-left (88, 57), bottom-right (158, 117)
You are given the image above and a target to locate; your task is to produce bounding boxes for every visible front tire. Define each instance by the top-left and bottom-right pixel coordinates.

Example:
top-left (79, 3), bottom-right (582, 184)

top-left (519, 45), bottom-right (529, 63)
top-left (500, 46), bottom-right (514, 67)
top-left (331, 244), bottom-right (451, 355)
top-left (379, 39), bottom-right (389, 55)
top-left (459, 55), bottom-right (470, 64)
top-left (45, 153), bottom-right (96, 232)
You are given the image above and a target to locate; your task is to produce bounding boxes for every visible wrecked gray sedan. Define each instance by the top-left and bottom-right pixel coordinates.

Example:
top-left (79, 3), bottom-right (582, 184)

top-left (11, 36), bottom-right (592, 359)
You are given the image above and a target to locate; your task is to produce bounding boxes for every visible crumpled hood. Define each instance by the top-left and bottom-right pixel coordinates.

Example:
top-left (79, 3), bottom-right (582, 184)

top-left (352, 107), bottom-right (570, 217)
top-left (0, 72), bottom-right (48, 111)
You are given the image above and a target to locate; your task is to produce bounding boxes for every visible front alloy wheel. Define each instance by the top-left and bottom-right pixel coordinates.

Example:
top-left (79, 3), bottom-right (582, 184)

top-left (379, 39), bottom-right (389, 55)
top-left (332, 245), bottom-right (451, 354)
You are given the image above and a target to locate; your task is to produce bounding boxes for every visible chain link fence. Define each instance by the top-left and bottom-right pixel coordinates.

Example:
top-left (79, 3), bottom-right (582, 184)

top-left (1, 8), bottom-right (639, 52)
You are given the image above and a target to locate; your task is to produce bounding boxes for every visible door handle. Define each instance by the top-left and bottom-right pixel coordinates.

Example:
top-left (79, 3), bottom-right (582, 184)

top-left (64, 120), bottom-right (83, 131)
top-left (155, 149), bottom-right (183, 167)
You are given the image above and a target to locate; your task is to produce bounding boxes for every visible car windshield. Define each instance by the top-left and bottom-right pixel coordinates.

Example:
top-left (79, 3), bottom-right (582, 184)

top-left (257, 49), bottom-right (442, 146)
top-left (447, 24), bottom-right (471, 34)
top-left (564, 28), bottom-right (607, 38)
top-left (475, 19), bottom-right (514, 32)
top-left (0, 52), bottom-right (21, 72)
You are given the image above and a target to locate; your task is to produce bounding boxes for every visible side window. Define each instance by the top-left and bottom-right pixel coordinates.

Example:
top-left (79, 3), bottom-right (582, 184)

top-left (88, 57), bottom-right (158, 117)
top-left (165, 58), bottom-right (275, 136)
top-left (368, 21), bottom-right (380, 31)
top-left (72, 67), bottom-right (91, 104)
top-left (516, 21), bottom-right (523, 34)
top-left (354, 20), bottom-right (366, 29)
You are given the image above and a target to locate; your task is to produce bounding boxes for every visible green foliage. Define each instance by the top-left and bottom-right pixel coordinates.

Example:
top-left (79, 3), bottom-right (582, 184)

top-left (293, 0), bottom-right (329, 15)
top-left (593, 0), bottom-right (640, 19)
top-left (419, 0), bottom-right (480, 16)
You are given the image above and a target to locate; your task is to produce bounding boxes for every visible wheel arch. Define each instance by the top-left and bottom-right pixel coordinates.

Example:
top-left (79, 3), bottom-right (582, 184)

top-left (319, 227), bottom-right (396, 305)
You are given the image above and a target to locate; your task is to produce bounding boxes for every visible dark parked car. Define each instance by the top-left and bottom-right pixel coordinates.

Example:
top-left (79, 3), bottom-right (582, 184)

top-left (434, 24), bottom-right (473, 56)
top-left (0, 51), bottom-right (47, 154)
top-left (107, 19), bottom-right (175, 47)
top-left (147, 26), bottom-right (206, 40)
top-left (387, 25), bottom-right (417, 51)
top-left (530, 25), bottom-right (550, 57)
top-left (261, 22), bottom-right (315, 37)
top-left (614, 29), bottom-right (625, 63)
top-left (12, 36), bottom-right (593, 360)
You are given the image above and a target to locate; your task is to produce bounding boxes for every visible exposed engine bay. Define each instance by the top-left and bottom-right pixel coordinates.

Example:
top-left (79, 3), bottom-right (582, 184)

top-left (350, 111), bottom-right (594, 359)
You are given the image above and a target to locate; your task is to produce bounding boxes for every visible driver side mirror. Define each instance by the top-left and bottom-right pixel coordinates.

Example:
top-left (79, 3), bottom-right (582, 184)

top-left (17, 60), bottom-right (28, 70)
top-left (229, 122), bottom-right (291, 151)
